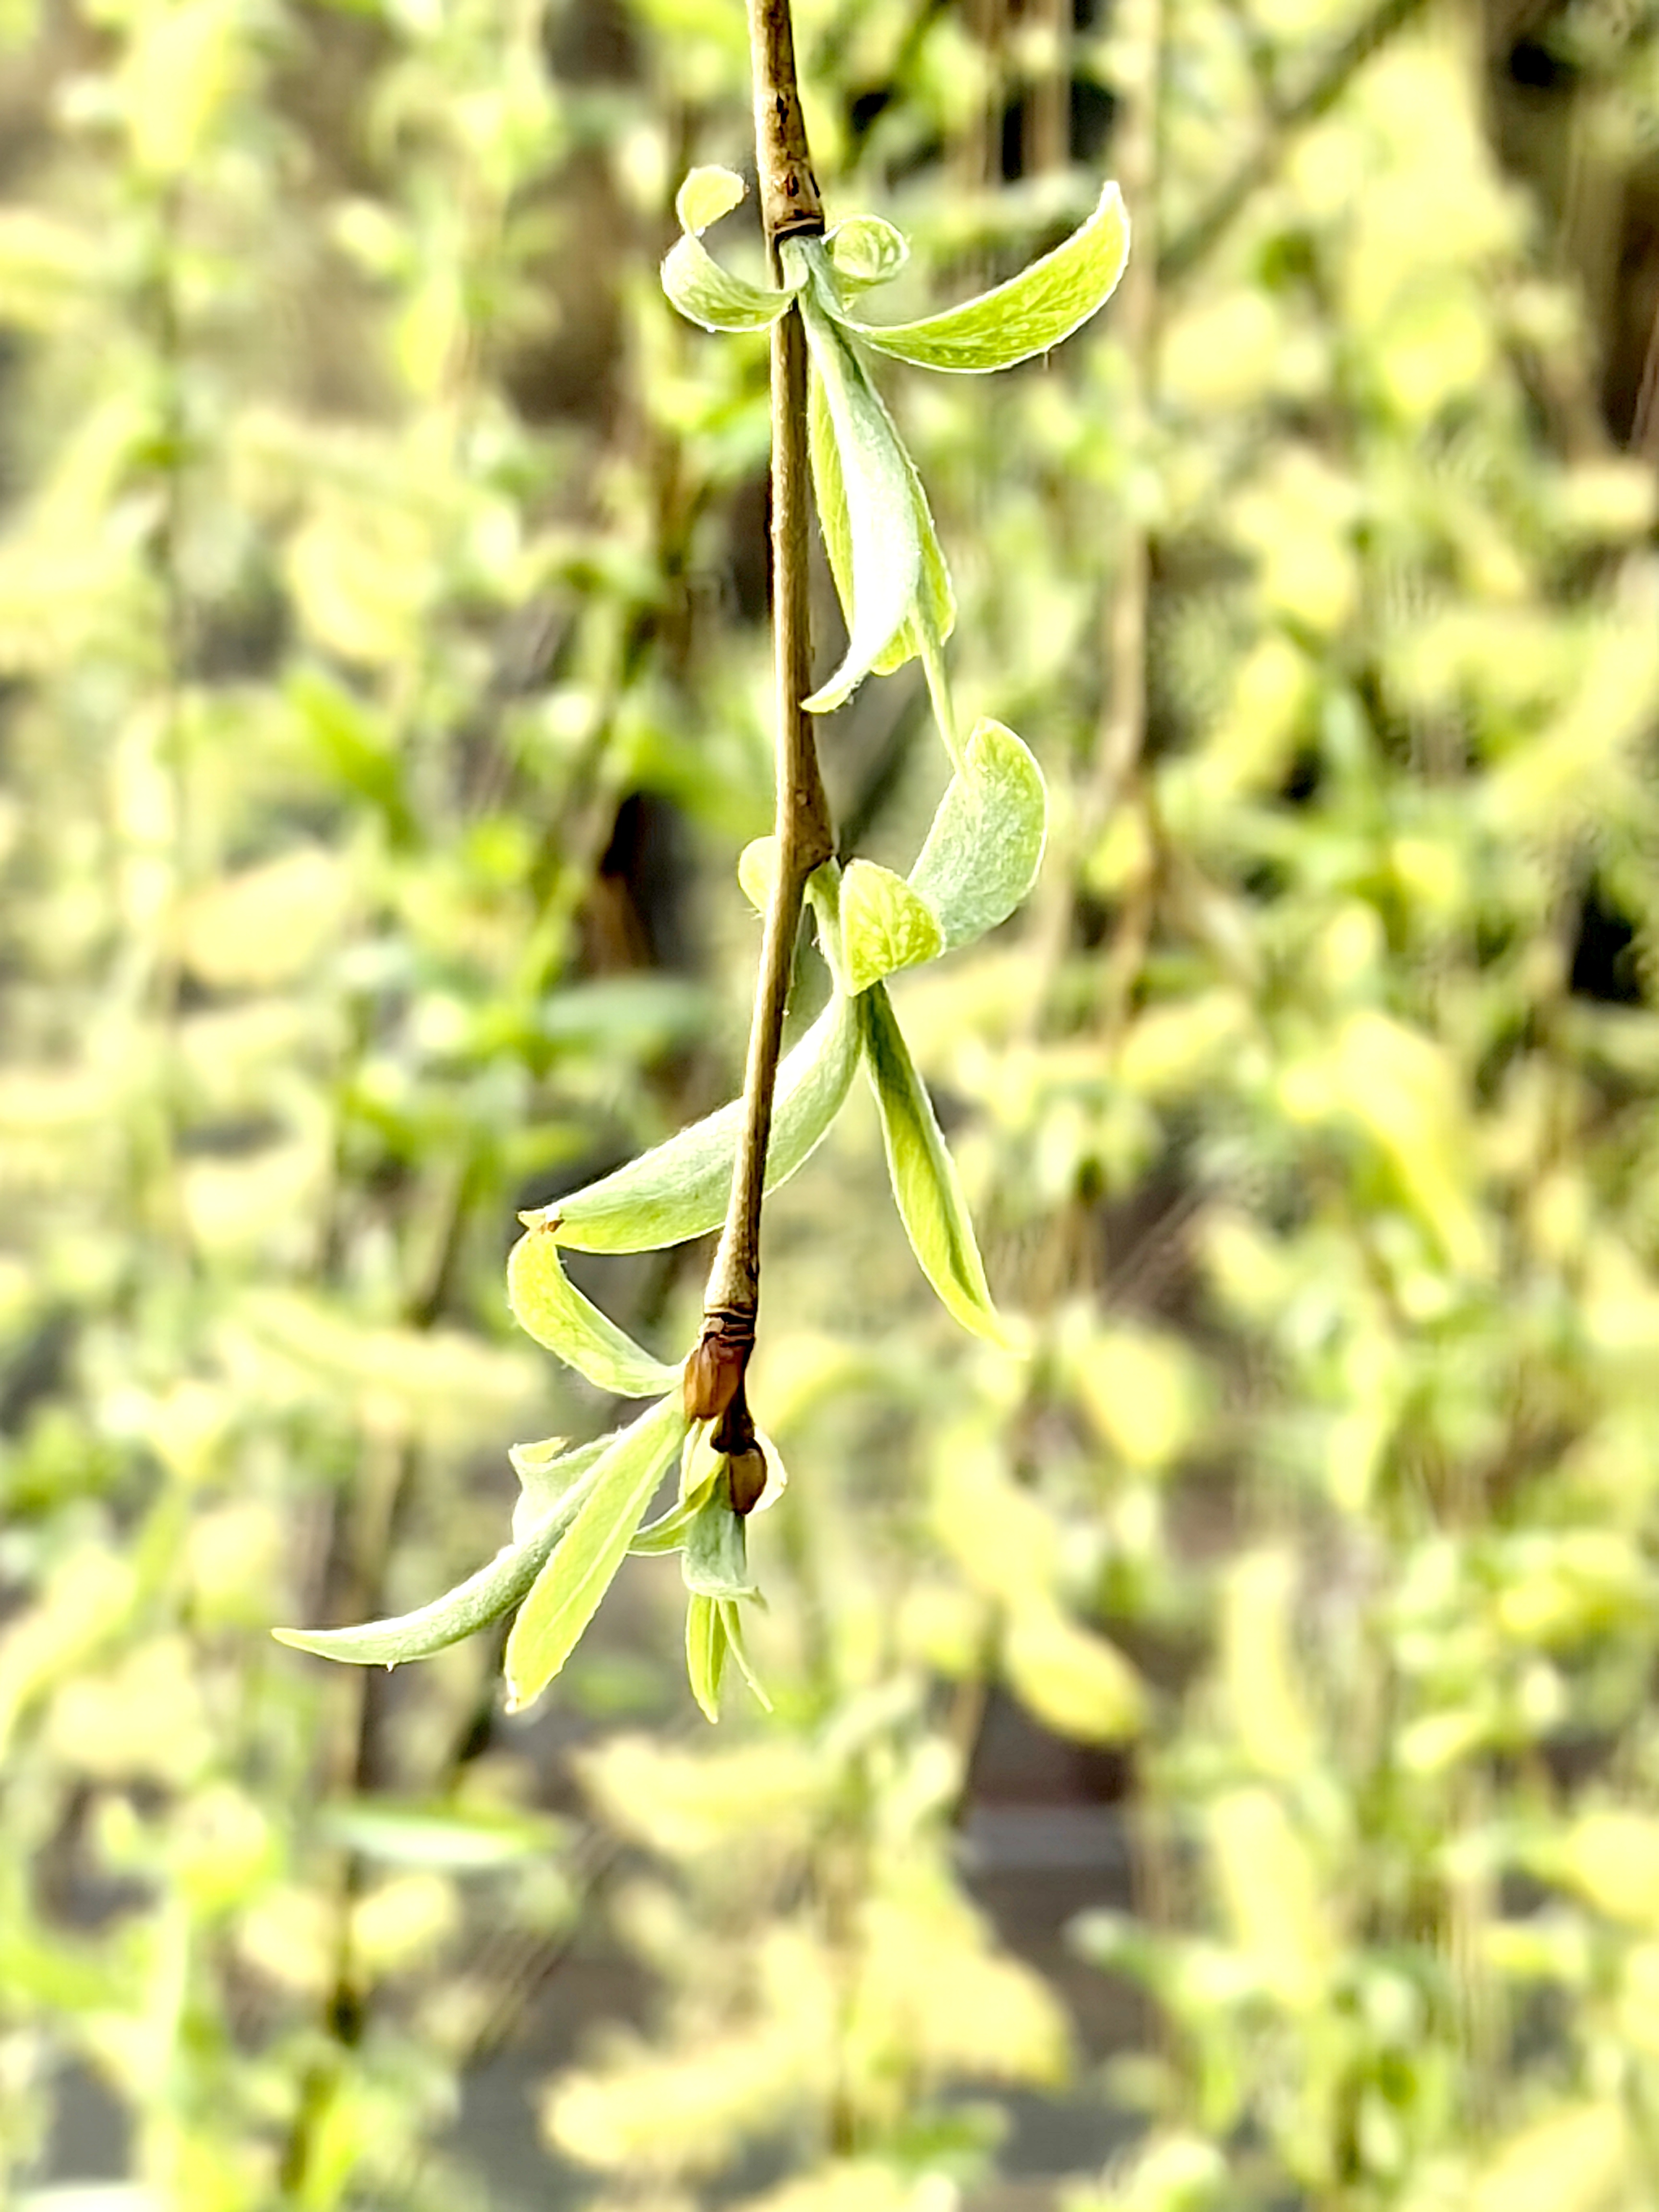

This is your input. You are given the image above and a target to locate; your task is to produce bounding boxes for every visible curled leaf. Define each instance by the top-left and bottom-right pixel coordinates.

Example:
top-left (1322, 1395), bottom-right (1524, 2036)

top-left (675, 165), bottom-right (745, 234)
top-left (521, 990), bottom-right (859, 1252)
top-left (662, 231), bottom-right (801, 334)
top-left (842, 180), bottom-right (1129, 373)
top-left (908, 718), bottom-right (1047, 950)
top-left (827, 214), bottom-right (909, 290)
top-left (840, 858), bottom-right (945, 993)
top-left (506, 1228), bottom-right (680, 1397)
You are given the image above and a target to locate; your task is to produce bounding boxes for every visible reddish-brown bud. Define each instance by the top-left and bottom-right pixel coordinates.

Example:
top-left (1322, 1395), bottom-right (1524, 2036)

top-left (682, 1309), bottom-right (754, 1425)
top-left (727, 1443), bottom-right (769, 1516)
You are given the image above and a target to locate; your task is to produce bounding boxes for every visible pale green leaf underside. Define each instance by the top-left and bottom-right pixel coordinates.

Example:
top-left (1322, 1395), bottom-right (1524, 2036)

top-left (682, 1486), bottom-right (756, 1599)
top-left (662, 231), bottom-right (799, 334)
top-left (909, 718), bottom-right (1047, 949)
top-left (506, 1229), bottom-right (680, 1397)
top-left (859, 982), bottom-right (1006, 1345)
top-left (522, 989), bottom-right (859, 1251)
top-left (794, 279), bottom-right (921, 711)
top-left (806, 358), bottom-right (953, 683)
top-left (274, 1453), bottom-right (605, 1668)
top-left (841, 857), bottom-right (945, 994)
top-left (505, 1395), bottom-right (689, 1711)
top-left (844, 181), bottom-right (1129, 373)
top-left (676, 164), bottom-right (745, 235)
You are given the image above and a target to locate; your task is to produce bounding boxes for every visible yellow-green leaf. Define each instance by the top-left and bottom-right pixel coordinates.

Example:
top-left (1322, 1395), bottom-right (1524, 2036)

top-left (504, 1397), bottom-right (689, 1711)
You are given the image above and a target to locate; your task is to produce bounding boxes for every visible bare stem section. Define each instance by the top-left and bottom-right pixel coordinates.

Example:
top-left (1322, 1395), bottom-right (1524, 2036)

top-left (685, 0), bottom-right (831, 1448)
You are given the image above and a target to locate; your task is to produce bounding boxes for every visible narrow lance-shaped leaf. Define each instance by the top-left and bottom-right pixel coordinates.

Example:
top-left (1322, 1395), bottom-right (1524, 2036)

top-left (505, 1395), bottom-right (689, 1711)
top-left (719, 1599), bottom-right (771, 1711)
top-left (274, 1441), bottom-right (610, 1669)
top-left (506, 1229), bottom-right (680, 1397)
top-left (685, 1595), bottom-right (728, 1722)
top-left (805, 340), bottom-right (953, 684)
top-left (788, 262), bottom-right (921, 712)
top-left (908, 718), bottom-right (1047, 950)
top-left (842, 181), bottom-right (1130, 373)
top-left (520, 990), bottom-right (858, 1252)
top-left (859, 981), bottom-right (1007, 1345)
top-left (840, 858), bottom-right (944, 994)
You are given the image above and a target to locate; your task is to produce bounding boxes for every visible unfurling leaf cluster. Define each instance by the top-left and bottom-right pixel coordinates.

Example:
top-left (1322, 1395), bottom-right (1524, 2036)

top-left (278, 167), bottom-right (1128, 1718)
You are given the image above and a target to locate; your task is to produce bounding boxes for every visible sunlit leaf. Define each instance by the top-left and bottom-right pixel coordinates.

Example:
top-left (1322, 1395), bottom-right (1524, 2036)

top-left (858, 983), bottom-right (1005, 1344)
top-left (842, 181), bottom-right (1129, 373)
top-left (521, 992), bottom-right (859, 1251)
top-left (675, 165), bottom-right (745, 234)
top-left (505, 1228), bottom-right (680, 1397)
top-left (1003, 1604), bottom-right (1144, 1743)
top-left (840, 859), bottom-right (944, 994)
top-left (504, 1396), bottom-right (689, 1711)
top-left (908, 718), bottom-right (1046, 950)
top-left (738, 833), bottom-right (778, 913)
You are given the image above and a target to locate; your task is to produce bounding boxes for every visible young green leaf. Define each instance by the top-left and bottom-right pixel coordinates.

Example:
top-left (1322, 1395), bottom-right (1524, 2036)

top-left (662, 232), bottom-right (802, 335)
top-left (908, 718), bottom-right (1047, 950)
top-left (506, 1227), bottom-right (680, 1397)
top-left (859, 982), bottom-right (1007, 1345)
top-left (685, 1594), bottom-right (728, 1721)
top-left (840, 858), bottom-right (945, 993)
top-left (682, 1482), bottom-right (757, 1599)
top-left (805, 344), bottom-right (953, 685)
top-left (510, 1433), bottom-right (613, 1543)
top-left (841, 181), bottom-right (1129, 373)
top-left (274, 1458), bottom-right (603, 1669)
top-left (504, 1395), bottom-right (689, 1711)
top-left (826, 214), bottom-right (909, 291)
top-left (520, 990), bottom-right (859, 1252)
top-left (719, 1599), bottom-right (772, 1711)
top-left (789, 268), bottom-right (921, 711)
top-left (738, 833), bottom-right (778, 913)
top-left (675, 165), bottom-right (745, 234)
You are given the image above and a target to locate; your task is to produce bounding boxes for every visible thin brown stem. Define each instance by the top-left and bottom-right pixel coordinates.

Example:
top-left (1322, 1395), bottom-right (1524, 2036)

top-left (685, 0), bottom-right (831, 1432)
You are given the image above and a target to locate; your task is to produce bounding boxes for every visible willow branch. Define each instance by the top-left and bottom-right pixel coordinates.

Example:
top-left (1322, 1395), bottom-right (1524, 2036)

top-left (685, 0), bottom-right (831, 1444)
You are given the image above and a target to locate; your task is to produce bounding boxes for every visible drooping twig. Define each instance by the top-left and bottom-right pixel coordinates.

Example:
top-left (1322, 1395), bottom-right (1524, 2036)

top-left (685, 0), bottom-right (833, 1451)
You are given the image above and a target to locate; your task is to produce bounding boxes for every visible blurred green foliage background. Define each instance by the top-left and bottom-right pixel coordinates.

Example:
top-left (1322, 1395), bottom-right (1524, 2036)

top-left (2, 0), bottom-right (1659, 2202)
